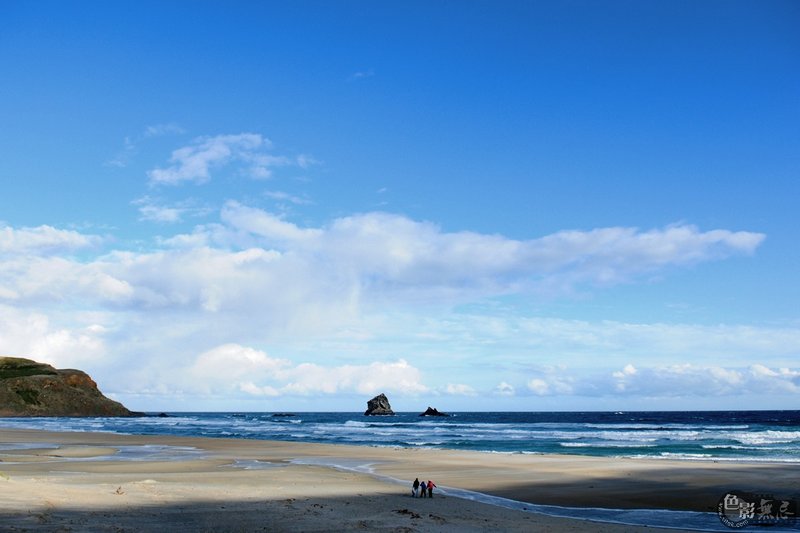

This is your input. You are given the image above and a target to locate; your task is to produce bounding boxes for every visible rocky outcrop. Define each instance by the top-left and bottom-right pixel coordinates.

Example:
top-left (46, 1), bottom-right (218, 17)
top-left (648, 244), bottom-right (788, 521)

top-left (419, 406), bottom-right (449, 417)
top-left (0, 357), bottom-right (133, 417)
top-left (364, 393), bottom-right (394, 415)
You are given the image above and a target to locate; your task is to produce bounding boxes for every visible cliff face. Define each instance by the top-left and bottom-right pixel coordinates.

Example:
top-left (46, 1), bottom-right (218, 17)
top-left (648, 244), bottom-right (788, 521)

top-left (0, 357), bottom-right (132, 417)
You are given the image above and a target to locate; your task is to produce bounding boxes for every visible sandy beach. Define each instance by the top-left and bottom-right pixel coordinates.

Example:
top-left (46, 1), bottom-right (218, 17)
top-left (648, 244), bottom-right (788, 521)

top-left (1, 429), bottom-right (797, 532)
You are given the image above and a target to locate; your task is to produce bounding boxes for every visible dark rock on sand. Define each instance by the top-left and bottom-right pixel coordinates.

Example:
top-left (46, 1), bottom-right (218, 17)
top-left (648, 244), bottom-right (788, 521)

top-left (419, 406), bottom-right (449, 417)
top-left (364, 393), bottom-right (394, 415)
top-left (0, 357), bottom-right (133, 417)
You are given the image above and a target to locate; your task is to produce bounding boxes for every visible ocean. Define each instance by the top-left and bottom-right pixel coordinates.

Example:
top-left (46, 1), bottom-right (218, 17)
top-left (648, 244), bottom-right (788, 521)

top-left (2, 410), bottom-right (799, 462)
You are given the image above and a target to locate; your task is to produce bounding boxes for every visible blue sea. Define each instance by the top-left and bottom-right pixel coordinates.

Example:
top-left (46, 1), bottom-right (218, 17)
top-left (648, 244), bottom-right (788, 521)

top-left (2, 410), bottom-right (799, 462)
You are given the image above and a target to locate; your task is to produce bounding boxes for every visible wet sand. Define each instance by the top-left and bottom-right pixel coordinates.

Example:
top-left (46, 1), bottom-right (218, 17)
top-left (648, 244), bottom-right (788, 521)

top-left (1, 428), bottom-right (797, 532)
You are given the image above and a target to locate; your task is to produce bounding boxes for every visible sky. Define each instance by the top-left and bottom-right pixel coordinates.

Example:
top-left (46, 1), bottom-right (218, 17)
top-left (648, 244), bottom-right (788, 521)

top-left (0, 1), bottom-right (798, 412)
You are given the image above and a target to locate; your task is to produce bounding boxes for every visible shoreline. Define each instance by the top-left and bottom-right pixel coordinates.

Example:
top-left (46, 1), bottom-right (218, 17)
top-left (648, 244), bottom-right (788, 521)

top-left (3, 410), bottom-right (797, 465)
top-left (2, 428), bottom-right (798, 531)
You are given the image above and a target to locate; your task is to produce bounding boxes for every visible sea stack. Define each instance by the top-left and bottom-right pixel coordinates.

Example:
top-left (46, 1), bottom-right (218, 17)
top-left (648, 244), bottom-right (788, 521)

top-left (364, 393), bottom-right (394, 415)
top-left (0, 356), bottom-right (133, 417)
top-left (419, 406), bottom-right (449, 417)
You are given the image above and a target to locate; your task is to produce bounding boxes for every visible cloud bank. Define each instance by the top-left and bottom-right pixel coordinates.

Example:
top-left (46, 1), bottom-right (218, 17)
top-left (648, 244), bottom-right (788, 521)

top-left (0, 203), bottom-right (764, 314)
top-left (0, 200), bottom-right (786, 410)
top-left (0, 225), bottom-right (101, 254)
top-left (527, 363), bottom-right (800, 398)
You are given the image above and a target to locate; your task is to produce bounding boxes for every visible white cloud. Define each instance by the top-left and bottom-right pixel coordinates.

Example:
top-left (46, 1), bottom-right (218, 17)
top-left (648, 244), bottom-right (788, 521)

top-left (144, 123), bottom-right (185, 138)
top-left (0, 225), bottom-right (101, 254)
top-left (748, 364), bottom-right (800, 393)
top-left (147, 133), bottom-right (296, 185)
top-left (220, 201), bottom-right (321, 244)
top-left (189, 344), bottom-right (291, 392)
top-left (132, 196), bottom-right (212, 223)
top-left (0, 212), bottom-right (775, 344)
top-left (149, 206), bottom-right (766, 306)
top-left (522, 363), bottom-right (800, 398)
top-left (264, 190), bottom-right (313, 205)
top-left (0, 305), bottom-right (108, 369)
top-left (0, 208), bottom-right (782, 409)
top-left (445, 383), bottom-right (477, 396)
top-left (239, 381), bottom-right (280, 397)
top-left (526, 224), bottom-right (764, 290)
top-left (0, 255), bottom-right (133, 305)
top-left (295, 154), bottom-right (318, 169)
top-left (613, 363), bottom-right (637, 377)
top-left (612, 364), bottom-right (638, 390)
top-left (280, 359), bottom-right (428, 396)
top-left (527, 375), bottom-right (574, 396)
top-left (133, 197), bottom-right (183, 223)
top-left (349, 69), bottom-right (375, 81)
top-left (197, 206), bottom-right (764, 298)
top-left (528, 378), bottom-right (550, 395)
top-left (184, 344), bottom-right (427, 397)
top-left (495, 381), bottom-right (516, 396)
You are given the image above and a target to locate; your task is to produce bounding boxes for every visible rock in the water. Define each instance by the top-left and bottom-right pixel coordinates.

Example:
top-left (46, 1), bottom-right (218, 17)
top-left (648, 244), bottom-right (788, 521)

top-left (364, 393), bottom-right (394, 415)
top-left (419, 406), bottom-right (449, 417)
top-left (0, 357), bottom-right (133, 417)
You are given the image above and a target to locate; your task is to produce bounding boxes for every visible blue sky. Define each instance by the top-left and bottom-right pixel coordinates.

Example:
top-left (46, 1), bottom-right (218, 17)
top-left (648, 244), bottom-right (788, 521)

top-left (1, 1), bottom-right (798, 411)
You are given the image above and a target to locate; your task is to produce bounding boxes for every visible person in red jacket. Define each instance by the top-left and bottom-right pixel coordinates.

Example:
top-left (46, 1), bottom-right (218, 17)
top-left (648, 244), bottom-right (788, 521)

top-left (427, 480), bottom-right (436, 498)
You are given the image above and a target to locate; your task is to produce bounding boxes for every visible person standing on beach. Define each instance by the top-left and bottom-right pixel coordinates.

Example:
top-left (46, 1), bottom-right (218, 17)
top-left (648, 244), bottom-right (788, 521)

top-left (412, 477), bottom-right (420, 497)
top-left (420, 480), bottom-right (427, 497)
top-left (427, 480), bottom-right (436, 498)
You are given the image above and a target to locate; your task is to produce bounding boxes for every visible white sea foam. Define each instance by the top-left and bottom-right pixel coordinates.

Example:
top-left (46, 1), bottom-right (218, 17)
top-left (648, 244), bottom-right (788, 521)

top-left (0, 443), bottom-right (203, 463)
top-left (342, 420), bottom-right (369, 428)
top-left (625, 452), bottom-right (800, 463)
top-left (658, 452), bottom-right (713, 459)
top-left (228, 459), bottom-right (286, 470)
top-left (701, 444), bottom-right (758, 450)
top-left (560, 442), bottom-right (657, 448)
top-left (731, 430), bottom-right (800, 446)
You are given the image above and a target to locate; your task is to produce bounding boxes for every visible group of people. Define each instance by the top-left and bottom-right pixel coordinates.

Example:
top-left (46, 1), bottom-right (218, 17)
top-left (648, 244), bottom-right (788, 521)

top-left (411, 477), bottom-right (436, 498)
